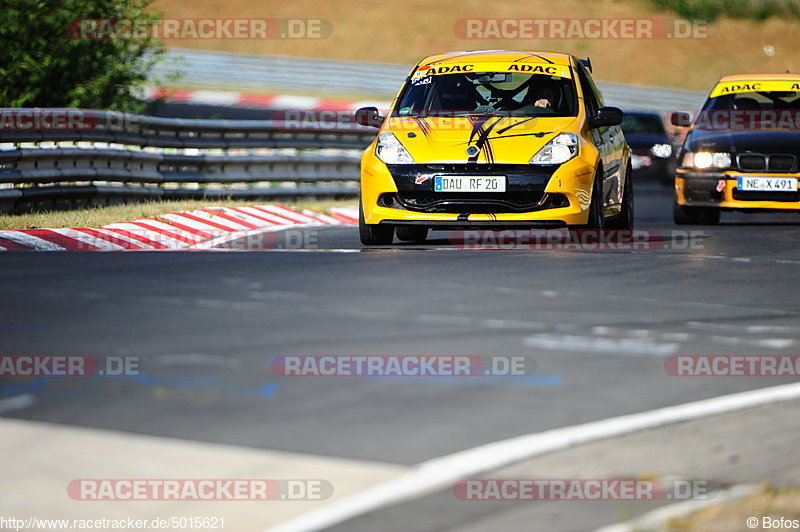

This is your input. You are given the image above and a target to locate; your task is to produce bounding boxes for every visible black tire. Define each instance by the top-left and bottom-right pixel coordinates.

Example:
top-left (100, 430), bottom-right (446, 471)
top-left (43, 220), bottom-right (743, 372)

top-left (359, 201), bottom-right (394, 245)
top-left (395, 226), bottom-right (428, 242)
top-left (673, 200), bottom-right (721, 225)
top-left (576, 170), bottom-right (604, 229)
top-left (606, 163), bottom-right (634, 230)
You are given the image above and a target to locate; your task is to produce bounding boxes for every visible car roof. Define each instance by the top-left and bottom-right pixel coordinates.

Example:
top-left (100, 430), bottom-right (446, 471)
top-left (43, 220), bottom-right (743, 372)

top-left (418, 50), bottom-right (575, 67)
top-left (717, 73), bottom-right (800, 82)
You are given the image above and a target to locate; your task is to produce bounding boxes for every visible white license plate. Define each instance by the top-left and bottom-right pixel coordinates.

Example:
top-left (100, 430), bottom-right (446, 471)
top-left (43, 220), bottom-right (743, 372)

top-left (434, 175), bottom-right (506, 192)
top-left (737, 176), bottom-right (798, 191)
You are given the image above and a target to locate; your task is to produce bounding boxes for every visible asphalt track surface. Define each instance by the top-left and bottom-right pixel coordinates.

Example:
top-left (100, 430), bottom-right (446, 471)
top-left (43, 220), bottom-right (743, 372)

top-left (2, 184), bottom-right (800, 529)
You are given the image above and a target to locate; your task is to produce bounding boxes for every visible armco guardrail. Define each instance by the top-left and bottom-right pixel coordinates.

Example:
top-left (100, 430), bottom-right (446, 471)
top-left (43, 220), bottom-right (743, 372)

top-left (154, 49), bottom-right (707, 114)
top-left (0, 109), bottom-right (374, 213)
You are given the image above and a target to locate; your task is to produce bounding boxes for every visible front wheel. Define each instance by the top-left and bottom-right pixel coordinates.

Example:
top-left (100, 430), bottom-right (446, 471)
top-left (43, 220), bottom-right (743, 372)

top-left (606, 163), bottom-right (634, 230)
top-left (359, 202), bottom-right (394, 245)
top-left (576, 170), bottom-right (604, 229)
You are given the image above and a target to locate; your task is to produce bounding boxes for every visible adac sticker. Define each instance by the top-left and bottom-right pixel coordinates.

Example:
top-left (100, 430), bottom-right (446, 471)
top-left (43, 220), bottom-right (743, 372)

top-left (710, 80), bottom-right (800, 98)
top-left (412, 62), bottom-right (571, 79)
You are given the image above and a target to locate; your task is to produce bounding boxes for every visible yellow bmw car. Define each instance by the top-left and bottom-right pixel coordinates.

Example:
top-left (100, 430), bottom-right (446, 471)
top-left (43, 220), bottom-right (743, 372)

top-left (672, 74), bottom-right (800, 224)
top-left (354, 50), bottom-right (632, 245)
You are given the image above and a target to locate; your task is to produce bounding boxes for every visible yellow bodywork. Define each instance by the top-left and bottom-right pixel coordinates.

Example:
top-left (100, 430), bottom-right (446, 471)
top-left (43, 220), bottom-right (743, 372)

top-left (359, 51), bottom-right (609, 226)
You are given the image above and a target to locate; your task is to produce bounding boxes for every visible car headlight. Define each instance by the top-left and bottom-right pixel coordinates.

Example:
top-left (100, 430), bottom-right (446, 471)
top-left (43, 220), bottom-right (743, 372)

top-left (650, 143), bottom-right (672, 158)
top-left (683, 151), bottom-right (731, 169)
top-left (375, 133), bottom-right (414, 164)
top-left (530, 133), bottom-right (578, 165)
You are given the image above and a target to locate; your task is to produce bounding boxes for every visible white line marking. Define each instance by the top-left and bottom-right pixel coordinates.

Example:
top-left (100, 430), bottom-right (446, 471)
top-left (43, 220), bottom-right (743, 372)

top-left (266, 382), bottom-right (800, 532)
top-left (0, 394), bottom-right (35, 413)
top-left (523, 334), bottom-right (680, 356)
top-left (150, 353), bottom-right (241, 370)
top-left (688, 321), bottom-right (800, 335)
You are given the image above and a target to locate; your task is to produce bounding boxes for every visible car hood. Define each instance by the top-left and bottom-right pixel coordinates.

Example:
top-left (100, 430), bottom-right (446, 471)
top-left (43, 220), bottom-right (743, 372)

top-left (382, 115), bottom-right (578, 164)
top-left (685, 128), bottom-right (800, 154)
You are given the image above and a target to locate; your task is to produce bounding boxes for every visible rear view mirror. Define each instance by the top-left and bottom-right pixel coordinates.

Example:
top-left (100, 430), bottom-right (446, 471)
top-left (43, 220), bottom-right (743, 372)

top-left (355, 107), bottom-right (383, 128)
top-left (589, 106), bottom-right (623, 128)
top-left (670, 111), bottom-right (693, 127)
top-left (472, 73), bottom-right (510, 84)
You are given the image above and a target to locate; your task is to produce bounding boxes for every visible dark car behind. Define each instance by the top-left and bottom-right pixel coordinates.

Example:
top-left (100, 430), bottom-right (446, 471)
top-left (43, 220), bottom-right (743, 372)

top-left (621, 111), bottom-right (675, 184)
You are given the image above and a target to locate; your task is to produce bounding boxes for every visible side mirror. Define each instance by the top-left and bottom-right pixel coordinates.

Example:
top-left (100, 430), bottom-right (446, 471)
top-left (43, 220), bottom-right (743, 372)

top-left (589, 106), bottom-right (623, 128)
top-left (670, 111), bottom-right (692, 128)
top-left (355, 107), bottom-right (384, 128)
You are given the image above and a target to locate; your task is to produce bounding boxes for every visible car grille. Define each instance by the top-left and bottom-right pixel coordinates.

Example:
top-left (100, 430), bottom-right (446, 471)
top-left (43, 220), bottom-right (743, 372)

top-left (385, 191), bottom-right (564, 214)
top-left (732, 190), bottom-right (800, 202)
top-left (736, 153), bottom-right (796, 172)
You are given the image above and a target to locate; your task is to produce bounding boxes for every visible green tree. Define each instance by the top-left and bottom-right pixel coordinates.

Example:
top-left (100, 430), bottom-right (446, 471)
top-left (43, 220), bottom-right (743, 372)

top-left (648, 0), bottom-right (800, 21)
top-left (0, 0), bottom-right (167, 110)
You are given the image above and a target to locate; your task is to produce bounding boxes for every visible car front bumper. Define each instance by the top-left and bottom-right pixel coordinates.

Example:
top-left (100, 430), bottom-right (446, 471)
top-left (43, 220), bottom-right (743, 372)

top-left (676, 168), bottom-right (800, 210)
top-left (361, 153), bottom-right (597, 227)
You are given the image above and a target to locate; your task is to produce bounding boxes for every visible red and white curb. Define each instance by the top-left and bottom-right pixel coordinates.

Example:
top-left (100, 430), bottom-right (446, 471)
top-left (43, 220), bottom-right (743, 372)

top-left (142, 87), bottom-right (389, 114)
top-left (0, 205), bottom-right (358, 251)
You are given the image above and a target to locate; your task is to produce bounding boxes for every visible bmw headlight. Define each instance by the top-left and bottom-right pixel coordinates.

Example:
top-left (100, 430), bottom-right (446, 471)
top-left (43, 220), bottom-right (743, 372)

top-left (530, 133), bottom-right (578, 165)
top-left (683, 151), bottom-right (731, 169)
top-left (650, 143), bottom-right (672, 158)
top-left (375, 133), bottom-right (414, 164)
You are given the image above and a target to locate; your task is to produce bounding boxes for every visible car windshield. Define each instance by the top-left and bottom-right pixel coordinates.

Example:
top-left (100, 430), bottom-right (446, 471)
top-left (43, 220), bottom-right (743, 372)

top-left (394, 72), bottom-right (577, 118)
top-left (695, 89), bottom-right (800, 130)
top-left (621, 113), bottom-right (666, 135)
top-left (702, 90), bottom-right (800, 112)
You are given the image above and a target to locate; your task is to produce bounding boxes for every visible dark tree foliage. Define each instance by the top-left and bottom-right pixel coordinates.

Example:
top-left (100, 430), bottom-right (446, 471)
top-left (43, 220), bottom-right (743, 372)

top-left (649, 0), bottom-right (800, 21)
top-left (1, 0), bottom-right (167, 110)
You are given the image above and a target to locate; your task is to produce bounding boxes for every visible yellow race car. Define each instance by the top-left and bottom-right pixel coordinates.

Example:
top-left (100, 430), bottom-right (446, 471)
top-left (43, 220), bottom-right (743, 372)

top-left (354, 50), bottom-right (632, 245)
top-left (672, 74), bottom-right (800, 224)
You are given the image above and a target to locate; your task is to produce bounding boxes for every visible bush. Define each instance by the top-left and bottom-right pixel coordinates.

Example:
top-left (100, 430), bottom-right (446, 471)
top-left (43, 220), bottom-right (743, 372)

top-left (0, 0), bottom-right (168, 110)
top-left (648, 0), bottom-right (800, 20)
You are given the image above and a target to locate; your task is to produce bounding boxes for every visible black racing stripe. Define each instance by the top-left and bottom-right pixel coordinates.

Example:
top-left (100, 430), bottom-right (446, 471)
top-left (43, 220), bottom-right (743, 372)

top-left (488, 131), bottom-right (553, 141)
top-left (483, 130), bottom-right (495, 164)
top-left (467, 116), bottom-right (485, 145)
top-left (497, 117), bottom-right (536, 135)
top-left (514, 53), bottom-right (555, 64)
top-left (470, 117), bottom-right (503, 163)
top-left (466, 116), bottom-right (488, 162)
top-left (414, 117), bottom-right (432, 138)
